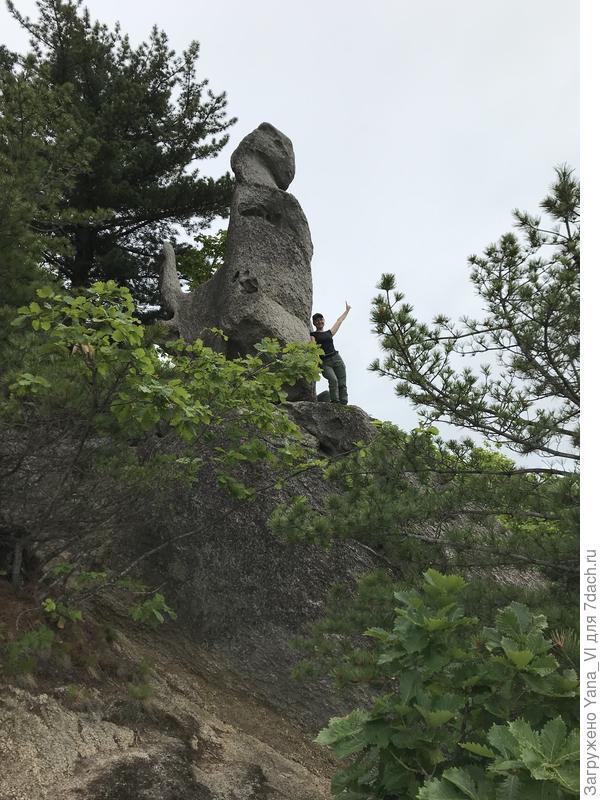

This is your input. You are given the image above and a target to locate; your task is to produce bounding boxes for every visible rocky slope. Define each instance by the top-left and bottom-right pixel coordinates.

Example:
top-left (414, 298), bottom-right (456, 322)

top-left (0, 403), bottom-right (379, 800)
top-left (1, 622), bottom-right (336, 800)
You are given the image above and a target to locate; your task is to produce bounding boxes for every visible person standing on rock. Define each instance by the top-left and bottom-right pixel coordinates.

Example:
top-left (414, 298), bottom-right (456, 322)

top-left (310, 303), bottom-right (351, 404)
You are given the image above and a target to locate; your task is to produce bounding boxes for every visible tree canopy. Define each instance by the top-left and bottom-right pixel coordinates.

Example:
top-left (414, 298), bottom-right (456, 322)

top-left (2, 0), bottom-right (236, 305)
top-left (0, 44), bottom-right (87, 309)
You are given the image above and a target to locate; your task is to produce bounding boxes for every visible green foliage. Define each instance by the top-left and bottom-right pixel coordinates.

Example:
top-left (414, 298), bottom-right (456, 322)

top-left (42, 597), bottom-right (83, 628)
top-left (273, 423), bottom-right (577, 590)
top-left (4, 0), bottom-right (236, 305)
top-left (370, 167), bottom-right (579, 462)
top-left (290, 569), bottom-right (578, 691)
top-left (0, 281), bottom-right (320, 590)
top-left (1, 624), bottom-right (55, 675)
top-left (549, 628), bottom-right (579, 672)
top-left (8, 281), bottom-right (319, 457)
top-left (0, 43), bottom-right (92, 352)
top-left (421, 718), bottom-right (579, 798)
top-left (316, 571), bottom-right (578, 799)
top-left (176, 229), bottom-right (228, 288)
top-left (290, 570), bottom-right (401, 685)
top-left (0, 566), bottom-right (177, 679)
top-left (129, 593), bottom-right (177, 626)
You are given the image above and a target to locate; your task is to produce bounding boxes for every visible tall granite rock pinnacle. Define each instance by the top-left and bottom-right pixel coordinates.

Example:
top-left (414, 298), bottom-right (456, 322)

top-left (159, 123), bottom-right (313, 360)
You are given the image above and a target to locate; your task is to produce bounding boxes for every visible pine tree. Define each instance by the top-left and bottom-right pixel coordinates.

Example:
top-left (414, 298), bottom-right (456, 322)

top-left (371, 166), bottom-right (579, 462)
top-left (0, 43), bottom-right (92, 353)
top-left (5, 0), bottom-right (236, 305)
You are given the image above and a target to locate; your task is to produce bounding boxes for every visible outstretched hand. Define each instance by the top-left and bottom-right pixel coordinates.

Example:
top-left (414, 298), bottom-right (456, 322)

top-left (345, 301), bottom-right (351, 313)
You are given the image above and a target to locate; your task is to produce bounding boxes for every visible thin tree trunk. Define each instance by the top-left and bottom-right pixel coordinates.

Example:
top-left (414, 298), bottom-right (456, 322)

top-left (11, 539), bottom-right (24, 590)
top-left (71, 226), bottom-right (95, 286)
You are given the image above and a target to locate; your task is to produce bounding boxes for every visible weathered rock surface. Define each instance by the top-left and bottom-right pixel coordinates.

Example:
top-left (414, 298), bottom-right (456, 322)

top-left (230, 122), bottom-right (295, 190)
top-left (0, 687), bottom-right (134, 800)
top-left (113, 404), bottom-right (378, 728)
top-left (1, 399), bottom-right (379, 799)
top-left (160, 123), bottom-right (313, 367)
top-left (0, 625), bottom-right (334, 800)
top-left (285, 402), bottom-right (375, 456)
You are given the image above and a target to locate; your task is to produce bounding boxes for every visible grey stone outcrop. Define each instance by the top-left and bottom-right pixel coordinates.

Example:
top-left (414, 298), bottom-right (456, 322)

top-left (0, 669), bottom-right (331, 800)
top-left (159, 123), bottom-right (313, 363)
top-left (285, 402), bottom-right (376, 456)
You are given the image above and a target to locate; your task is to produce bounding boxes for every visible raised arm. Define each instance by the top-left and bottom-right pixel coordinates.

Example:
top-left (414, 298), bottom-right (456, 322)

top-left (330, 302), bottom-right (351, 336)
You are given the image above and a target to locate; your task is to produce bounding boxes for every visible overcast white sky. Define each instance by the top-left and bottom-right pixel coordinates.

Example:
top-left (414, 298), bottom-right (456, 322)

top-left (0, 0), bottom-right (580, 433)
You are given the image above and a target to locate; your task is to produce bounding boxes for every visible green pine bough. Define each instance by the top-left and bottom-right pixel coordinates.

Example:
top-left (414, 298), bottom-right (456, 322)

top-left (370, 167), bottom-right (579, 464)
top-left (3, 0), bottom-right (236, 306)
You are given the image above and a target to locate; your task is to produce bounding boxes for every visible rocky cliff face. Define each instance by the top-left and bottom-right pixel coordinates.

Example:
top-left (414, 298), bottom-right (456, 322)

top-left (0, 404), bottom-right (379, 800)
top-left (1, 625), bottom-right (335, 800)
top-left (111, 403), bottom-right (378, 728)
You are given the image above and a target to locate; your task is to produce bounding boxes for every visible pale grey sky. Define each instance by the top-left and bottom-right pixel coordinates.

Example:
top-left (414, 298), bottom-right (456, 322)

top-left (0, 0), bottom-right (579, 432)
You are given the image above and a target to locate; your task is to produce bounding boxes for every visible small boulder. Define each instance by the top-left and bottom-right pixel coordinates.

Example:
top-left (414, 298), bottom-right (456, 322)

top-left (285, 402), bottom-right (376, 456)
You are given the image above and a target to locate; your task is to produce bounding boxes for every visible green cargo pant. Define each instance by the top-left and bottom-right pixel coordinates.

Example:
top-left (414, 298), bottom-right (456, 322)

top-left (322, 353), bottom-right (348, 404)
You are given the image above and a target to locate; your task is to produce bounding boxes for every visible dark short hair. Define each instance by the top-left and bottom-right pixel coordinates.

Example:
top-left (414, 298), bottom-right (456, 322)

top-left (312, 313), bottom-right (324, 323)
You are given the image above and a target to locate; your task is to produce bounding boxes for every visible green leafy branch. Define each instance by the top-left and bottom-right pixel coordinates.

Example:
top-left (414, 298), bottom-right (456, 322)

top-left (316, 570), bottom-right (578, 799)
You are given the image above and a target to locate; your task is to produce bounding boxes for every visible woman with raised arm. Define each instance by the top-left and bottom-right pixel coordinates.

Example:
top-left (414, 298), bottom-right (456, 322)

top-left (310, 302), bottom-right (351, 404)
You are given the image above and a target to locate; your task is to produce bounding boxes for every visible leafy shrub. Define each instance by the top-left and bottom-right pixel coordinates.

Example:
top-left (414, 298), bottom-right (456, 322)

top-left (420, 717), bottom-right (578, 798)
top-left (316, 570), bottom-right (578, 799)
top-left (0, 569), bottom-right (176, 681)
top-left (129, 593), bottom-right (177, 626)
